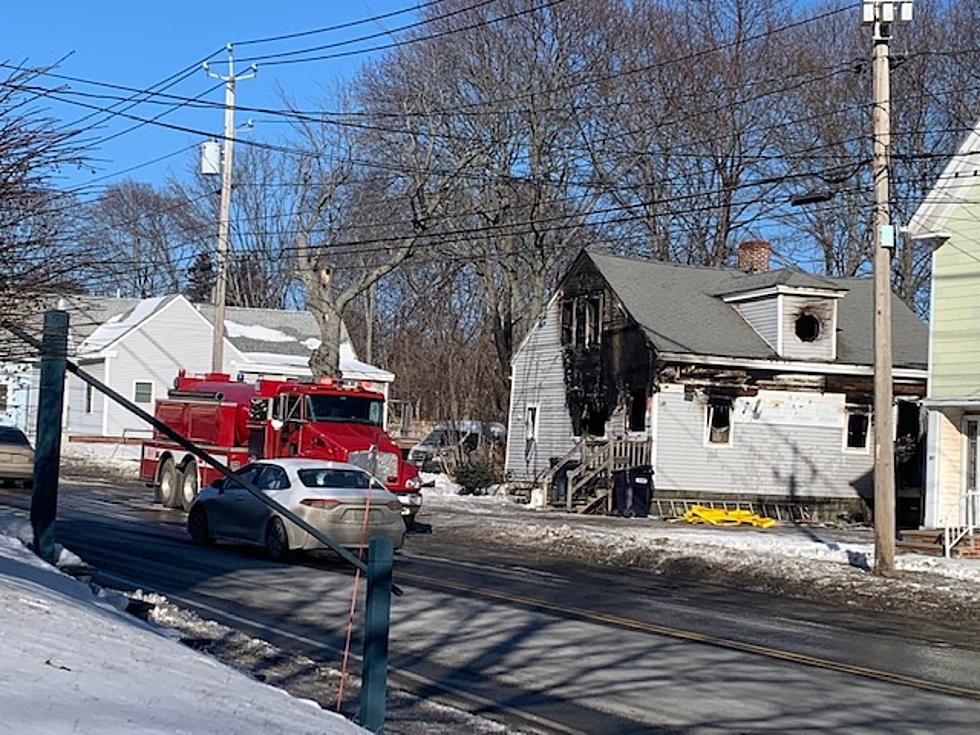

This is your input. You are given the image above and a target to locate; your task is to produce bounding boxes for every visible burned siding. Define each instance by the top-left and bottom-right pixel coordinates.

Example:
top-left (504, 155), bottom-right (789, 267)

top-left (654, 385), bottom-right (874, 499)
top-left (504, 297), bottom-right (576, 482)
top-left (781, 294), bottom-right (837, 361)
top-left (560, 257), bottom-right (655, 436)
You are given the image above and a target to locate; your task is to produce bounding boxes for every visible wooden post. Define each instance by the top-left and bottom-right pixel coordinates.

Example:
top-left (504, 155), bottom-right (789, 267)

top-left (31, 310), bottom-right (68, 564)
top-left (871, 27), bottom-right (896, 576)
top-left (606, 440), bottom-right (615, 514)
top-left (358, 536), bottom-right (394, 734)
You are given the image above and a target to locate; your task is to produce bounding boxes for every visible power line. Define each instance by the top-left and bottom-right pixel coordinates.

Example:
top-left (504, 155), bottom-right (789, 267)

top-left (234, 0), bottom-right (450, 46)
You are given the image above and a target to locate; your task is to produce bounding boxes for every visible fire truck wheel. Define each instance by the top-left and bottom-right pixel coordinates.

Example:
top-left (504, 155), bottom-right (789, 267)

top-left (158, 459), bottom-right (179, 508)
top-left (180, 462), bottom-right (199, 512)
top-left (187, 506), bottom-right (213, 547)
top-left (265, 517), bottom-right (291, 562)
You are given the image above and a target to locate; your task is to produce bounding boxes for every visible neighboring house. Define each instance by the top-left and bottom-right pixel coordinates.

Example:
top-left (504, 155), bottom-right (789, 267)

top-left (66, 295), bottom-right (393, 439)
top-left (0, 295), bottom-right (137, 435)
top-left (907, 118), bottom-right (980, 537)
top-left (0, 294), bottom-right (392, 440)
top-left (505, 245), bottom-right (929, 520)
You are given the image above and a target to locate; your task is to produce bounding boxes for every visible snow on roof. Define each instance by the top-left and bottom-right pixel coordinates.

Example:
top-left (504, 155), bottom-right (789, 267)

top-left (0, 512), bottom-right (366, 735)
top-left (224, 320), bottom-right (296, 343)
top-left (241, 341), bottom-right (395, 383)
top-left (907, 117), bottom-right (980, 238)
top-left (78, 295), bottom-right (174, 354)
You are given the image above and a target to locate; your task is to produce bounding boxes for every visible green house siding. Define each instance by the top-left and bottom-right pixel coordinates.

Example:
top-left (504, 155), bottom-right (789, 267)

top-left (930, 178), bottom-right (980, 398)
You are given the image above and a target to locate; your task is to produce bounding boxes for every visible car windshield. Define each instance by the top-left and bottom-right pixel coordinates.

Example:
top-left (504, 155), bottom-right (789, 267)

top-left (305, 395), bottom-right (383, 426)
top-left (298, 468), bottom-right (377, 489)
top-left (0, 427), bottom-right (29, 445)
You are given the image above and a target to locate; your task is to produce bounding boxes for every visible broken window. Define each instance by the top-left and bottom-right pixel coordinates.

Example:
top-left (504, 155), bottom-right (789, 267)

top-left (706, 399), bottom-right (733, 445)
top-left (525, 405), bottom-right (539, 442)
top-left (795, 313), bottom-right (821, 342)
top-left (586, 294), bottom-right (602, 347)
top-left (561, 299), bottom-right (574, 346)
top-left (561, 294), bottom-right (602, 348)
top-left (583, 403), bottom-right (609, 437)
top-left (845, 405), bottom-right (871, 450)
top-left (628, 388), bottom-right (647, 432)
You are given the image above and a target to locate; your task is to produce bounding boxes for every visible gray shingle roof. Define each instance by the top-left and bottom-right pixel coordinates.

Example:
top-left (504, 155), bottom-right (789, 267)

top-left (586, 252), bottom-right (927, 370)
top-left (196, 304), bottom-right (322, 357)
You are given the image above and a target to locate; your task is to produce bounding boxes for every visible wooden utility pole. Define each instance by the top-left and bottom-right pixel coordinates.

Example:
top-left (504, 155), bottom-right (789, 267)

top-left (864, 1), bottom-right (913, 576)
top-left (204, 45), bottom-right (255, 373)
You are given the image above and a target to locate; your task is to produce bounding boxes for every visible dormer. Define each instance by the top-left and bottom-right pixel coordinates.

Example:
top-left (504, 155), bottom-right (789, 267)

top-left (715, 242), bottom-right (848, 361)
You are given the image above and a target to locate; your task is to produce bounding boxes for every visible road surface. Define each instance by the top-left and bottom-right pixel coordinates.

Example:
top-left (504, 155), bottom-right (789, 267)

top-left (2, 478), bottom-right (979, 734)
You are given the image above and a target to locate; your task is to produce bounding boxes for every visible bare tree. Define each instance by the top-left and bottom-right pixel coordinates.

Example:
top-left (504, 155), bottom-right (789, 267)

top-left (0, 65), bottom-right (86, 358)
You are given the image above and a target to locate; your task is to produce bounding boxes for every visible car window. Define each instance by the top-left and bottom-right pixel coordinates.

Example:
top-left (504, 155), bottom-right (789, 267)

top-left (0, 427), bottom-right (30, 446)
top-left (256, 465), bottom-right (290, 491)
top-left (297, 468), bottom-right (371, 489)
top-left (225, 465), bottom-right (261, 490)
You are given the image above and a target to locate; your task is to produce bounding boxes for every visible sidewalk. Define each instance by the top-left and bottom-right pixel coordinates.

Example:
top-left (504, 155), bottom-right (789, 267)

top-left (0, 511), bottom-right (366, 735)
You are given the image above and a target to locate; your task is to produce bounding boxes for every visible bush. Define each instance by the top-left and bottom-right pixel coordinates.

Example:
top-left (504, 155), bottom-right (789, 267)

top-left (453, 459), bottom-right (499, 495)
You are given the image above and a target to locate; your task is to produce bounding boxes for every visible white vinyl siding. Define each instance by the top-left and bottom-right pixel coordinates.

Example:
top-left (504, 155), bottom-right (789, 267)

top-left (103, 299), bottom-right (229, 438)
top-left (732, 296), bottom-right (779, 351)
top-left (654, 387), bottom-right (873, 499)
top-left (66, 361), bottom-right (105, 436)
top-left (505, 298), bottom-right (576, 482)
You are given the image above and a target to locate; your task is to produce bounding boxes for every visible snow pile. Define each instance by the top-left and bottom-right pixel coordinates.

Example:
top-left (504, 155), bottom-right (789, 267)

top-left (61, 441), bottom-right (141, 481)
top-left (0, 511), bottom-right (366, 735)
top-left (420, 473), bottom-right (517, 514)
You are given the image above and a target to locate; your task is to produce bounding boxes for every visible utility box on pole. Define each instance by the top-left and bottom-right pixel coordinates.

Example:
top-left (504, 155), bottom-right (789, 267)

top-left (200, 140), bottom-right (221, 176)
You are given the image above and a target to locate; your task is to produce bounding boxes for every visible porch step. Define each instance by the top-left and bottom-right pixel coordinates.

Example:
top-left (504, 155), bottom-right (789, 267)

top-left (896, 529), bottom-right (980, 558)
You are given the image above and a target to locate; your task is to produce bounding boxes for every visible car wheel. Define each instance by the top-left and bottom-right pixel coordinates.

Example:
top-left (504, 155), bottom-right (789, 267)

top-left (187, 506), bottom-right (214, 547)
top-left (179, 462), bottom-right (199, 512)
top-left (264, 517), bottom-right (291, 562)
top-left (158, 459), bottom-right (179, 508)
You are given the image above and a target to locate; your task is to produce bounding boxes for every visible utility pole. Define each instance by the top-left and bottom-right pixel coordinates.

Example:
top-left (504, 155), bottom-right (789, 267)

top-left (204, 44), bottom-right (256, 374)
top-left (863, 1), bottom-right (912, 576)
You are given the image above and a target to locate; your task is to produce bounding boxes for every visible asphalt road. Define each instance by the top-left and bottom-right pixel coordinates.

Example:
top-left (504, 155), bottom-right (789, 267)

top-left (3, 479), bottom-right (980, 734)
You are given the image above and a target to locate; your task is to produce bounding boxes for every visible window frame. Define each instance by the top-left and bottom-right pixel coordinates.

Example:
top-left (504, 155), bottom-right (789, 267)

top-left (84, 382), bottom-right (94, 414)
top-left (704, 398), bottom-right (734, 448)
top-left (133, 380), bottom-right (154, 405)
top-left (524, 404), bottom-right (540, 442)
top-left (843, 405), bottom-right (872, 453)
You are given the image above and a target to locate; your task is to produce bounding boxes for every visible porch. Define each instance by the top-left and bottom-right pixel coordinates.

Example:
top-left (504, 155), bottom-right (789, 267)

top-left (542, 437), bottom-right (652, 514)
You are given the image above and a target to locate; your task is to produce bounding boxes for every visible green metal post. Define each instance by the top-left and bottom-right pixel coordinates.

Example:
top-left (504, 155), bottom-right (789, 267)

top-left (358, 536), bottom-right (394, 734)
top-left (31, 310), bottom-right (68, 564)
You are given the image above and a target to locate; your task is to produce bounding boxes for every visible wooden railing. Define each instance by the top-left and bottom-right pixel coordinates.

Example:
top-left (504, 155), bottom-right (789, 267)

top-left (560, 437), bottom-right (651, 512)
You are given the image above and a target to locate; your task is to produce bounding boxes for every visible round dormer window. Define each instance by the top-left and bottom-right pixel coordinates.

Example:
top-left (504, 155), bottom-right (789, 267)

top-left (795, 313), bottom-right (821, 342)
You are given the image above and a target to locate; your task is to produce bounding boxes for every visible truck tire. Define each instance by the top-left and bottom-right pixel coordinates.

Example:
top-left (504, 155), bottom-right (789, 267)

top-left (179, 461), bottom-right (199, 512)
top-left (158, 458), bottom-right (179, 508)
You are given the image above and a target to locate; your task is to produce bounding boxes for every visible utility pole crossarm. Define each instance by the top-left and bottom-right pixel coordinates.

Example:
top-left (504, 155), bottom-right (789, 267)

top-left (202, 44), bottom-right (257, 374)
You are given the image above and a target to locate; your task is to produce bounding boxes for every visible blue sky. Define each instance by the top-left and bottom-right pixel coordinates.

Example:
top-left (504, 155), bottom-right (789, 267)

top-left (1, 0), bottom-right (411, 195)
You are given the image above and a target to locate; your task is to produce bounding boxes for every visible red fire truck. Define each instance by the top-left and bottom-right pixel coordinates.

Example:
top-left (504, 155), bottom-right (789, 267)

top-left (140, 372), bottom-right (423, 522)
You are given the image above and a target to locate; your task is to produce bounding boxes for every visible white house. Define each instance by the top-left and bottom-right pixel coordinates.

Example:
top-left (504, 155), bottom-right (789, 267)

top-left (0, 294), bottom-right (392, 441)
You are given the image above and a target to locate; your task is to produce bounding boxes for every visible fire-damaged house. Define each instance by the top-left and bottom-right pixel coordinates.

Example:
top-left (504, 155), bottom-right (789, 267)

top-left (504, 244), bottom-right (929, 521)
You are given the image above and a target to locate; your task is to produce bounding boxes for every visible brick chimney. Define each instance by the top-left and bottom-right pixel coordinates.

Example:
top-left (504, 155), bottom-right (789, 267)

top-left (737, 240), bottom-right (771, 273)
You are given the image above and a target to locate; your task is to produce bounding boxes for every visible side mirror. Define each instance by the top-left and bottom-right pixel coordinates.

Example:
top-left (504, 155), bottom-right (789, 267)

top-left (211, 478), bottom-right (226, 492)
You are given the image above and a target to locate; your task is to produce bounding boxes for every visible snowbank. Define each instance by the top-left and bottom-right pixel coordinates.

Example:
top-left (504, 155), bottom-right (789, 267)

top-left (0, 510), bottom-right (365, 735)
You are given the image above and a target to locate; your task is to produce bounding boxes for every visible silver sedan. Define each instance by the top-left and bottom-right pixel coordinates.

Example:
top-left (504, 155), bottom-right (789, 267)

top-left (187, 458), bottom-right (406, 560)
